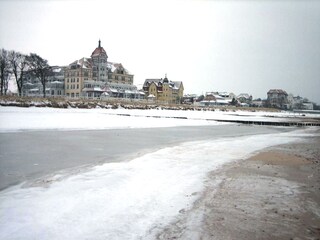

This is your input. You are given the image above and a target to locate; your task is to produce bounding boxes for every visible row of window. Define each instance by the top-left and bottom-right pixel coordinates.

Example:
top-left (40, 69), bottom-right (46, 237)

top-left (66, 84), bottom-right (79, 90)
top-left (67, 78), bottom-right (79, 83)
top-left (66, 71), bottom-right (90, 77)
top-left (66, 93), bottom-right (80, 98)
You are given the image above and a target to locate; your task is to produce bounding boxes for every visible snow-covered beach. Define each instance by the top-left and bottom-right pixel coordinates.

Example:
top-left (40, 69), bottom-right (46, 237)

top-left (1, 106), bottom-right (319, 132)
top-left (0, 106), bottom-right (319, 239)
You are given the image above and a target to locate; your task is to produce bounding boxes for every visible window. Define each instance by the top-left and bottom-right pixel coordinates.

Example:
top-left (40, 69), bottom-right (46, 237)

top-left (77, 84), bottom-right (79, 89)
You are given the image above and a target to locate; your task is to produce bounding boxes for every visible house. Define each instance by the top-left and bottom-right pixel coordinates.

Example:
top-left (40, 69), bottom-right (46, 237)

top-left (267, 89), bottom-right (288, 109)
top-left (237, 93), bottom-right (252, 104)
top-left (287, 94), bottom-right (314, 110)
top-left (182, 94), bottom-right (198, 104)
top-left (143, 75), bottom-right (184, 104)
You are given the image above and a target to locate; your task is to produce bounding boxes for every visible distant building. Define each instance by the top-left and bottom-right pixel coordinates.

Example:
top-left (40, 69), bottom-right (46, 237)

top-left (251, 99), bottom-right (264, 108)
top-left (65, 58), bottom-right (92, 98)
top-left (143, 75), bottom-right (184, 104)
top-left (182, 94), bottom-right (197, 104)
top-left (287, 94), bottom-right (314, 110)
top-left (91, 40), bottom-right (108, 82)
top-left (64, 40), bottom-right (142, 99)
top-left (23, 66), bottom-right (65, 97)
top-left (199, 91), bottom-right (234, 106)
top-left (267, 89), bottom-right (288, 109)
top-left (237, 93), bottom-right (252, 104)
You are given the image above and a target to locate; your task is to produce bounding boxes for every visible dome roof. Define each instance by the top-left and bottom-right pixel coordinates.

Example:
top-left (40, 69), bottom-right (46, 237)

top-left (91, 40), bottom-right (108, 58)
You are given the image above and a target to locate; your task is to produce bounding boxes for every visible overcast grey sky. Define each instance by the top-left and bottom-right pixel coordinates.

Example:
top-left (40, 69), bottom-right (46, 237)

top-left (0, 0), bottom-right (319, 103)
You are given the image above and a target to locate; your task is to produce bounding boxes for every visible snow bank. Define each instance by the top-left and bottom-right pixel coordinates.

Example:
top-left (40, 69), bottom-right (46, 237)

top-left (0, 107), bottom-right (226, 132)
top-left (1, 106), bottom-right (317, 132)
top-left (0, 128), bottom-right (313, 240)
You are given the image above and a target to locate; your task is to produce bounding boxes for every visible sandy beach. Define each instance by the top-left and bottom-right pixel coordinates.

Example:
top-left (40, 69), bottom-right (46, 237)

top-left (157, 128), bottom-right (320, 240)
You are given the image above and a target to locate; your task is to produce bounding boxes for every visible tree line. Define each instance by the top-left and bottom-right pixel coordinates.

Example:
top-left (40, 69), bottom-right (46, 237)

top-left (0, 48), bottom-right (52, 97)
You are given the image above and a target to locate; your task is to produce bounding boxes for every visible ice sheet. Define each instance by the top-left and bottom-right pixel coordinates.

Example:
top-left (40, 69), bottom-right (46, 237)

top-left (0, 128), bottom-right (311, 240)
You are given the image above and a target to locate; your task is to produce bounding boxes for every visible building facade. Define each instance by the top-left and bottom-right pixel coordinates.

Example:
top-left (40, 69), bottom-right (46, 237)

top-left (91, 40), bottom-right (108, 82)
top-left (143, 75), bottom-right (184, 104)
top-left (64, 40), bottom-right (142, 99)
top-left (267, 89), bottom-right (288, 109)
top-left (65, 58), bottom-right (92, 98)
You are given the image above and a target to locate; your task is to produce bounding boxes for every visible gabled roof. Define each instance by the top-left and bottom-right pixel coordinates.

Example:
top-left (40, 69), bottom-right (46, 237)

top-left (107, 62), bottom-right (132, 75)
top-left (143, 78), bottom-right (182, 88)
top-left (237, 93), bottom-right (251, 99)
top-left (69, 57), bottom-right (92, 69)
top-left (173, 81), bottom-right (183, 89)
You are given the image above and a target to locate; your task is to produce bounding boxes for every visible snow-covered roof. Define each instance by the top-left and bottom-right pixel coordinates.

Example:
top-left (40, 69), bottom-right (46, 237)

top-left (107, 62), bottom-right (132, 75)
top-left (108, 88), bottom-right (118, 93)
top-left (69, 57), bottom-right (92, 69)
top-left (29, 88), bottom-right (39, 92)
top-left (173, 81), bottom-right (183, 89)
top-left (143, 78), bottom-right (182, 90)
top-left (51, 66), bottom-right (64, 73)
top-left (82, 87), bottom-right (105, 92)
top-left (237, 93), bottom-right (251, 99)
top-left (50, 81), bottom-right (63, 84)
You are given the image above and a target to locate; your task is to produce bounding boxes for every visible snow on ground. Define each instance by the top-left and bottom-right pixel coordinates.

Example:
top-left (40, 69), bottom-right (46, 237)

top-left (0, 106), bottom-right (317, 132)
top-left (0, 128), bottom-right (314, 240)
top-left (0, 107), bottom-right (225, 132)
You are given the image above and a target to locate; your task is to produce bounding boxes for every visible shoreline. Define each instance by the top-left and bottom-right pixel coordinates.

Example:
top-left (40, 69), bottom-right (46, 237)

top-left (0, 125), bottom-right (291, 191)
top-left (157, 128), bottom-right (320, 240)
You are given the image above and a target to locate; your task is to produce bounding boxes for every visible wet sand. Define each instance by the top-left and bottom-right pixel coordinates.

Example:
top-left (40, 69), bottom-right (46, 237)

top-left (157, 129), bottom-right (320, 240)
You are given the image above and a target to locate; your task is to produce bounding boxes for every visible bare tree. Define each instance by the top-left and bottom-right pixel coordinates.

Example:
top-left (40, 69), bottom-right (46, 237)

top-left (9, 51), bottom-right (29, 96)
top-left (0, 49), bottom-right (11, 95)
top-left (27, 53), bottom-right (51, 97)
top-left (3, 70), bottom-right (11, 95)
